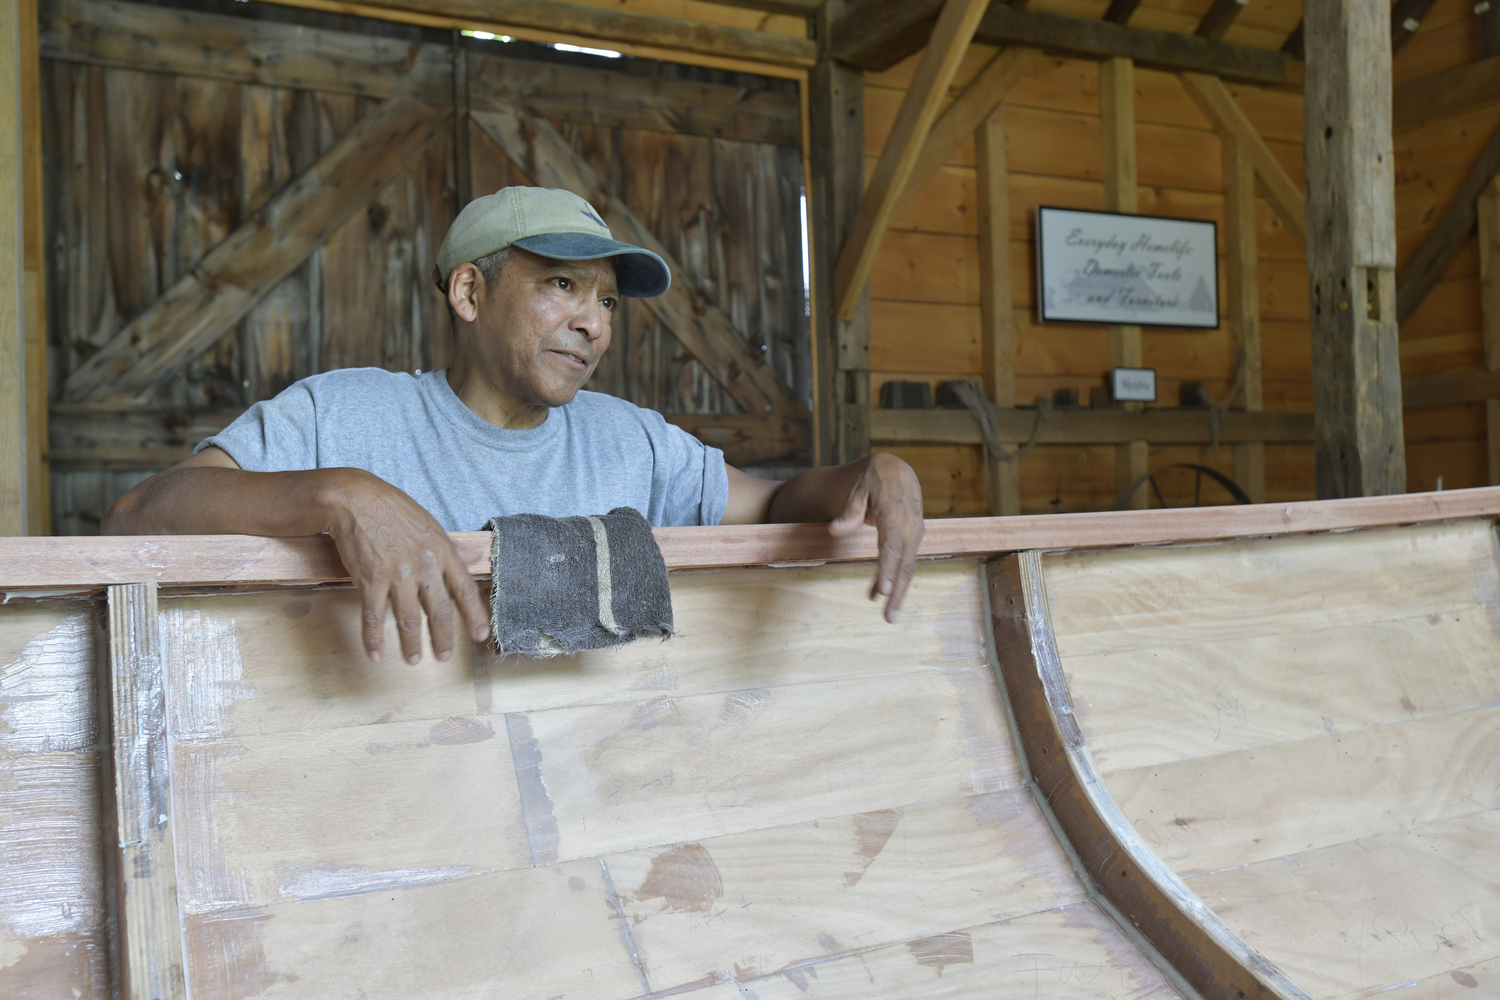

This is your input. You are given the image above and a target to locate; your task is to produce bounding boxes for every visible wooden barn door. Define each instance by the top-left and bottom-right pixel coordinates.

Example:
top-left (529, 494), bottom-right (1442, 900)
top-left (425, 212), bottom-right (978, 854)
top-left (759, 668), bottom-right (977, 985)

top-left (40, 0), bottom-right (810, 534)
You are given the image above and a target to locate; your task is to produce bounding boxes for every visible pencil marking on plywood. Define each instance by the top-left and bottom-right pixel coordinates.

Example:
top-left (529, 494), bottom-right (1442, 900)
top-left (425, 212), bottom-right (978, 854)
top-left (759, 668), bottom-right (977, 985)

top-left (629, 843), bottom-right (724, 915)
top-left (505, 713), bottom-right (559, 866)
top-left (274, 861), bottom-right (475, 902)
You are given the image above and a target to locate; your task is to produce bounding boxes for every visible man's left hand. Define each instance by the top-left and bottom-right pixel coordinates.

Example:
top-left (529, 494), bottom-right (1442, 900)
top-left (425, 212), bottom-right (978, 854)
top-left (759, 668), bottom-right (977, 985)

top-left (828, 453), bottom-right (925, 622)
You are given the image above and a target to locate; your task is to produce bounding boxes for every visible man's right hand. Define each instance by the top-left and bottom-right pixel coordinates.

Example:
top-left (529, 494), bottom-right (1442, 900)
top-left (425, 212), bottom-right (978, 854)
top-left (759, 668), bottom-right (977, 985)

top-left (321, 469), bottom-right (491, 663)
top-left (103, 448), bottom-right (490, 664)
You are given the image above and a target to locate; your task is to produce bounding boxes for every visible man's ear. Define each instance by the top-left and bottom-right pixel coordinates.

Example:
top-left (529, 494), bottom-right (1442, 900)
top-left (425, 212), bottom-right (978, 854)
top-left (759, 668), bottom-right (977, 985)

top-left (447, 262), bottom-right (484, 324)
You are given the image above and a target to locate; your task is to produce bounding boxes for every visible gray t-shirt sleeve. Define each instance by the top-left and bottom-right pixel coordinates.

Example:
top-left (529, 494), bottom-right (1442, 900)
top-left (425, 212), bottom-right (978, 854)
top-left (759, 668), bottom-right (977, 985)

top-left (643, 411), bottom-right (729, 527)
top-left (193, 382), bottom-right (318, 471)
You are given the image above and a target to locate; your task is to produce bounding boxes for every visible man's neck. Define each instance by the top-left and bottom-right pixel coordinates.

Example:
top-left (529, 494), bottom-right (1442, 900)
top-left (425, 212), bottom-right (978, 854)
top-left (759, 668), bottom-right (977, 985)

top-left (445, 361), bottom-right (549, 430)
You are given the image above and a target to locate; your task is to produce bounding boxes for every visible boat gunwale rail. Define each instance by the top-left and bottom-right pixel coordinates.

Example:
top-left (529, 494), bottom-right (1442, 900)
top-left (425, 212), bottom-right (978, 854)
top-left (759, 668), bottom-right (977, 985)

top-left (3, 486), bottom-right (1500, 592)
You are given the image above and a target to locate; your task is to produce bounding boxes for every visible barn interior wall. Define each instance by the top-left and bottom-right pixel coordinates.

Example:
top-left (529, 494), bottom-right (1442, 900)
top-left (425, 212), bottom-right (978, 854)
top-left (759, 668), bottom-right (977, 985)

top-left (865, 0), bottom-right (1494, 516)
top-left (39, 0), bottom-right (809, 534)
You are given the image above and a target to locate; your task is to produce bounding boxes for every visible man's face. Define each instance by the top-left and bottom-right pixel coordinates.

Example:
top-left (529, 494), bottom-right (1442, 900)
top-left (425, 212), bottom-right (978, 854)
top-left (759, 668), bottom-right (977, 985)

top-left (464, 249), bottom-right (618, 408)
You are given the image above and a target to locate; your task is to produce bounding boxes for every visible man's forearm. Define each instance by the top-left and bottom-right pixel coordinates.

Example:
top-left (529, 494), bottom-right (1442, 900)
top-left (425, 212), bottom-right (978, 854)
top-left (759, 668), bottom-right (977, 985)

top-left (102, 467), bottom-right (349, 536)
top-left (764, 456), bottom-right (873, 524)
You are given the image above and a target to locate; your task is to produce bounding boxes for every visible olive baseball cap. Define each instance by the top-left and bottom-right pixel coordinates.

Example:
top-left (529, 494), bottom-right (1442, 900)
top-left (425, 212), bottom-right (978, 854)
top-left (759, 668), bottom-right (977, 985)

top-left (434, 186), bottom-right (671, 298)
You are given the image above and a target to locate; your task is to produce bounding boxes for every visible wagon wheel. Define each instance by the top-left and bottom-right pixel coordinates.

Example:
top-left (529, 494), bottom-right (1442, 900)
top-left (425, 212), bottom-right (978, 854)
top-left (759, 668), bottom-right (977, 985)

top-left (1111, 463), bottom-right (1252, 511)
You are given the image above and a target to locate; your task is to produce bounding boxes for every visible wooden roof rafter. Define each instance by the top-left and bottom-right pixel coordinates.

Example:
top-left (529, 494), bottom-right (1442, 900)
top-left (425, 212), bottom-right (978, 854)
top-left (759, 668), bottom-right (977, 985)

top-left (830, 0), bottom-right (1291, 85)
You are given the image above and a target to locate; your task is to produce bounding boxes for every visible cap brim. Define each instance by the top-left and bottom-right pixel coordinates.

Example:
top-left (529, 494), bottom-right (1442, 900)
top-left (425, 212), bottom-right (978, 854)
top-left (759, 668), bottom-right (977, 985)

top-left (512, 232), bottom-right (671, 298)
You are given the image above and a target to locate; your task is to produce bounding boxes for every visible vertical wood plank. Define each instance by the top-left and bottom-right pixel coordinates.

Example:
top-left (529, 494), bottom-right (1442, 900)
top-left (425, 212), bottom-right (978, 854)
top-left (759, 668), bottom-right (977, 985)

top-left (1100, 56), bottom-right (1148, 509)
top-left (975, 105), bottom-right (1018, 516)
top-left (1479, 176), bottom-right (1500, 486)
top-left (20, 0), bottom-right (48, 533)
top-left (108, 581), bottom-right (188, 1000)
top-left (1304, 0), bottom-right (1405, 498)
top-left (810, 0), bottom-right (869, 464)
top-left (1223, 132), bottom-right (1265, 503)
top-left (0, 0), bottom-right (26, 534)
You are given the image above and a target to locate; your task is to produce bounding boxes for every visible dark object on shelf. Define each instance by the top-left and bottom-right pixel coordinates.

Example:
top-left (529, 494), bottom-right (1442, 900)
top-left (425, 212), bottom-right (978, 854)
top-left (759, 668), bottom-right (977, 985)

top-left (1089, 385), bottom-right (1116, 410)
top-left (1179, 380), bottom-right (1210, 408)
top-left (880, 380), bottom-right (934, 410)
top-left (1052, 386), bottom-right (1079, 408)
top-left (935, 380), bottom-right (971, 409)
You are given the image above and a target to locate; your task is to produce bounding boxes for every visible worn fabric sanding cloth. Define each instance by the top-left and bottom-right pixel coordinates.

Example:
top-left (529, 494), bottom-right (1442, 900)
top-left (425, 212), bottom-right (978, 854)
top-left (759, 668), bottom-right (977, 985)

top-left (485, 506), bottom-right (673, 657)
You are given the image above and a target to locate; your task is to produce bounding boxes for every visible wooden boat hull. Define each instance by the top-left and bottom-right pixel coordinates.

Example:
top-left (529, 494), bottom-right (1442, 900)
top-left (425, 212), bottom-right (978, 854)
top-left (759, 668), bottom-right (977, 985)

top-left (3, 488), bottom-right (1498, 998)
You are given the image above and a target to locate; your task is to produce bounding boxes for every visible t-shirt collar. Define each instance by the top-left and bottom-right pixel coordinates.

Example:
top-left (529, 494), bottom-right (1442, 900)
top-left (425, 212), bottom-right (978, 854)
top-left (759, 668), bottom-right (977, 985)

top-left (421, 369), bottom-right (564, 450)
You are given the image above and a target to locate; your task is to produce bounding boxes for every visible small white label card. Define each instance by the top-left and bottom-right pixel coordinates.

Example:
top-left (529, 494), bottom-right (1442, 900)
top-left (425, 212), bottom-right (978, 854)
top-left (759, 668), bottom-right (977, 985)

top-left (1036, 207), bottom-right (1219, 328)
top-left (1112, 367), bottom-right (1157, 403)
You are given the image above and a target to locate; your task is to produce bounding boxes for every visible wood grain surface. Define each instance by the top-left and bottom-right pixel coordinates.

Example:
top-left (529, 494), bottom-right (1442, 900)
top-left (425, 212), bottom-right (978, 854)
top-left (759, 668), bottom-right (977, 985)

top-left (1042, 517), bottom-right (1500, 999)
top-left (139, 557), bottom-right (1189, 998)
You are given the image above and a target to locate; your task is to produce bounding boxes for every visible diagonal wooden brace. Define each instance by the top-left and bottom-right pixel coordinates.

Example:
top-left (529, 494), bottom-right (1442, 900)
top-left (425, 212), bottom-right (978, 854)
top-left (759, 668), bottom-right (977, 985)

top-left (61, 97), bottom-right (451, 404)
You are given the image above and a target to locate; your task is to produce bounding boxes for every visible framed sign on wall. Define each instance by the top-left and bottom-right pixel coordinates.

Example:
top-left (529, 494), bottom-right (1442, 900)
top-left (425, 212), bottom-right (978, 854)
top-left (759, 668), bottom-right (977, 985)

top-left (1036, 206), bottom-right (1219, 329)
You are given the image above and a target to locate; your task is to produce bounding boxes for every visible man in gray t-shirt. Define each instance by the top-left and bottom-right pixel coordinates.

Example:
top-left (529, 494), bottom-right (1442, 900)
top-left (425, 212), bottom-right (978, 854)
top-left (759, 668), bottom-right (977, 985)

top-left (106, 186), bottom-right (924, 665)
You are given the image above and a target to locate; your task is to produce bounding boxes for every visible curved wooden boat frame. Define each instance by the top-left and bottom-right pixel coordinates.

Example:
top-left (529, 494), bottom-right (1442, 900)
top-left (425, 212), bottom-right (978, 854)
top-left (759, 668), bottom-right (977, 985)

top-left (986, 550), bottom-right (1311, 1000)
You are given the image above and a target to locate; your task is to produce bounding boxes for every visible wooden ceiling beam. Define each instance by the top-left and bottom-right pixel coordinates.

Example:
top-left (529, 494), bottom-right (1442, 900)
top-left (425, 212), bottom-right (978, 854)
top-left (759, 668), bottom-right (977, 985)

top-left (833, 0), bottom-right (992, 322)
top-left (1394, 55), bottom-right (1500, 133)
top-left (1102, 0), bottom-right (1143, 25)
top-left (59, 98), bottom-right (450, 405)
top-left (828, 0), bottom-right (944, 73)
top-left (701, 0), bottom-right (821, 16)
top-left (830, 0), bottom-right (1289, 83)
top-left (254, 0), bottom-right (818, 68)
top-left (471, 108), bottom-right (808, 419)
top-left (1195, 0), bottom-right (1247, 43)
top-left (832, 0), bottom-right (1289, 82)
top-left (971, 5), bottom-right (1288, 84)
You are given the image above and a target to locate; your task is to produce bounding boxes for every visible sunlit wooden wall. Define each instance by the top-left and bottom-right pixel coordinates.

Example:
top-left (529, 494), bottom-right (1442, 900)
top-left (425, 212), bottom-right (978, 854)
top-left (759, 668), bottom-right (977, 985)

top-left (865, 0), bottom-right (1493, 515)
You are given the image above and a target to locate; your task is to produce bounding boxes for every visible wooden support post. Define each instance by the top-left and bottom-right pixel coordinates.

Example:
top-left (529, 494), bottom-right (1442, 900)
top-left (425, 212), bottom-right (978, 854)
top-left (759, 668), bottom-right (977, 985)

top-left (810, 1), bottom-right (871, 463)
top-left (0, 0), bottom-right (26, 534)
top-left (1304, 0), bottom-right (1405, 498)
top-left (976, 105), bottom-right (1019, 515)
top-left (108, 582), bottom-right (189, 1000)
top-left (1223, 131), bottom-right (1265, 502)
top-left (1101, 56), bottom-right (1148, 509)
top-left (1479, 176), bottom-right (1500, 485)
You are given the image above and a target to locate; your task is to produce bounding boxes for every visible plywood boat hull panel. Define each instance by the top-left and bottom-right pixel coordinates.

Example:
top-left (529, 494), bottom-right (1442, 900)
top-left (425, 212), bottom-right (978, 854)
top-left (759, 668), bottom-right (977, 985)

top-left (8, 489), bottom-right (1500, 998)
top-left (1022, 519), bottom-right (1500, 1000)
